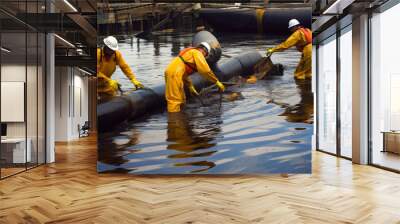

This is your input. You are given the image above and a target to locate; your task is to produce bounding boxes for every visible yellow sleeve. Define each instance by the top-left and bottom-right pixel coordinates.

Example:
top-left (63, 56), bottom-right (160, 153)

top-left (97, 48), bottom-right (101, 72)
top-left (192, 50), bottom-right (219, 83)
top-left (115, 51), bottom-right (137, 81)
top-left (97, 49), bottom-right (111, 81)
top-left (273, 30), bottom-right (302, 52)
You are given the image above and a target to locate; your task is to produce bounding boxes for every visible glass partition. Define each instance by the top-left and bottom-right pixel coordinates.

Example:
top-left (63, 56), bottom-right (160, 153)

top-left (339, 26), bottom-right (352, 158)
top-left (27, 30), bottom-right (38, 169)
top-left (0, 0), bottom-right (46, 179)
top-left (0, 31), bottom-right (28, 178)
top-left (370, 3), bottom-right (400, 171)
top-left (317, 35), bottom-right (337, 154)
top-left (38, 32), bottom-right (46, 165)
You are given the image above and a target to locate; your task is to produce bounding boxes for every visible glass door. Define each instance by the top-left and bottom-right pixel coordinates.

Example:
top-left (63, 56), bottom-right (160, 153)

top-left (0, 0), bottom-right (47, 179)
top-left (370, 3), bottom-right (400, 171)
top-left (339, 26), bottom-right (352, 158)
top-left (1, 31), bottom-right (28, 178)
top-left (317, 35), bottom-right (337, 154)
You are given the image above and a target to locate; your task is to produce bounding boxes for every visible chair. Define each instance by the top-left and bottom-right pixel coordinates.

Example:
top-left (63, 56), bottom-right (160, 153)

top-left (78, 121), bottom-right (90, 138)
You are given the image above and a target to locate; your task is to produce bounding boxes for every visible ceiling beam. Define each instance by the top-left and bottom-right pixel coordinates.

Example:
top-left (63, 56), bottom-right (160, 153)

top-left (52, 0), bottom-right (97, 47)
top-left (67, 14), bottom-right (97, 46)
top-left (55, 55), bottom-right (96, 71)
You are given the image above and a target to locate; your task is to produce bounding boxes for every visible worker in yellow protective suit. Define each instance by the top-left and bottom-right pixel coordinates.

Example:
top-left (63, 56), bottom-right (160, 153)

top-left (97, 36), bottom-right (144, 97)
top-left (266, 19), bottom-right (312, 80)
top-left (164, 42), bottom-right (225, 112)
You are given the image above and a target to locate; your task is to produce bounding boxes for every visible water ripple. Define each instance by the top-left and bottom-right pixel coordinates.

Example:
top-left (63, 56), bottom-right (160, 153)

top-left (98, 33), bottom-right (313, 174)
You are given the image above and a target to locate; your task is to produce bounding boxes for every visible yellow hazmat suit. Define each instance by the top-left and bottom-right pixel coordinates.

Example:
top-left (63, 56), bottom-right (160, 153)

top-left (271, 28), bottom-right (312, 79)
top-left (97, 48), bottom-right (141, 96)
top-left (164, 48), bottom-right (220, 112)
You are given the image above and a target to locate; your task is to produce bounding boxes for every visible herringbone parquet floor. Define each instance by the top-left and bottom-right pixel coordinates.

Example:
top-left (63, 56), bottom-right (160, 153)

top-left (1, 135), bottom-right (400, 224)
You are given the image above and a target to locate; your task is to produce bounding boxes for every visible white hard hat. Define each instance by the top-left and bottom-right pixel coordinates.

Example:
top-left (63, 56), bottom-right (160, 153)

top-left (103, 36), bottom-right (119, 51)
top-left (288, 19), bottom-right (300, 29)
top-left (198, 42), bottom-right (211, 54)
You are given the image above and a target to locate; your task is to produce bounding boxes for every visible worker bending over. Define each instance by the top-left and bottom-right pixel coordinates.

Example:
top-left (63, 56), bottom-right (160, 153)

top-left (267, 19), bottom-right (312, 80)
top-left (164, 42), bottom-right (225, 112)
top-left (97, 36), bottom-right (144, 97)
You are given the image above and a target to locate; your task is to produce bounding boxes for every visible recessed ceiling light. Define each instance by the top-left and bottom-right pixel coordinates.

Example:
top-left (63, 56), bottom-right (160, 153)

top-left (1, 47), bottom-right (11, 53)
top-left (78, 67), bottom-right (93, 76)
top-left (323, 0), bottom-right (355, 15)
top-left (63, 0), bottom-right (78, 12)
top-left (54, 34), bottom-right (75, 48)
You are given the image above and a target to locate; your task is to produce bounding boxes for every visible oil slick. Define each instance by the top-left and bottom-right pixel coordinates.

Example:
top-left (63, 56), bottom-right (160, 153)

top-left (98, 34), bottom-right (313, 174)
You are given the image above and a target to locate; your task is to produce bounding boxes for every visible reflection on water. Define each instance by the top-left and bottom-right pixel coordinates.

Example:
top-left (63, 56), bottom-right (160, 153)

top-left (98, 33), bottom-right (313, 174)
top-left (167, 112), bottom-right (218, 154)
top-left (277, 79), bottom-right (314, 123)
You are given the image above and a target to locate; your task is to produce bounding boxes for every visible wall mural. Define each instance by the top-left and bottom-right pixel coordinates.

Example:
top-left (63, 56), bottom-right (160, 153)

top-left (97, 2), bottom-right (313, 174)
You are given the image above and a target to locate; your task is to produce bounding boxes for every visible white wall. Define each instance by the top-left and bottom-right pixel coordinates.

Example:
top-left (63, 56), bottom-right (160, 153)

top-left (1, 63), bottom-right (46, 164)
top-left (54, 67), bottom-right (89, 141)
top-left (55, 66), bottom-right (69, 141)
top-left (72, 73), bottom-right (89, 138)
top-left (1, 65), bottom-right (29, 138)
top-left (1, 65), bottom-right (26, 146)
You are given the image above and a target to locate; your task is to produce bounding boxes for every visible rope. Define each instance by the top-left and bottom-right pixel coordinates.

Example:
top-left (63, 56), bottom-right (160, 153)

top-left (255, 9), bottom-right (265, 34)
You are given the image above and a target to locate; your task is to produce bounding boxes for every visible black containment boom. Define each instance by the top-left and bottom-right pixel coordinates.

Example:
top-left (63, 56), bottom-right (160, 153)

top-left (97, 51), bottom-right (262, 132)
top-left (198, 7), bottom-right (311, 34)
top-left (98, 31), bottom-right (262, 132)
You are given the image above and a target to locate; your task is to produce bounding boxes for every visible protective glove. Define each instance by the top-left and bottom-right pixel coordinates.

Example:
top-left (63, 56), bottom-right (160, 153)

top-left (216, 81), bottom-right (225, 92)
top-left (109, 79), bottom-right (119, 91)
top-left (188, 85), bottom-right (199, 96)
top-left (266, 48), bottom-right (275, 57)
top-left (131, 79), bottom-right (144, 89)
